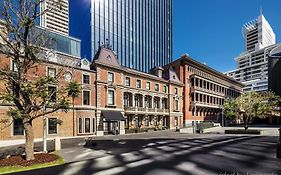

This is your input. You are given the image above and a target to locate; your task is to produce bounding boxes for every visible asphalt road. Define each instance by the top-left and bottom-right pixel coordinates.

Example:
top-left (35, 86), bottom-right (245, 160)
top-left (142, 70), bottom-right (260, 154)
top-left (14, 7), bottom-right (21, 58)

top-left (11, 132), bottom-right (281, 175)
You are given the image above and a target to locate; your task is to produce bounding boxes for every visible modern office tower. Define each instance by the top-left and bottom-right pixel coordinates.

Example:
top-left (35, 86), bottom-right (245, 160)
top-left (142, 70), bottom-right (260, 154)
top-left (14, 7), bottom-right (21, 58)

top-left (268, 44), bottom-right (281, 96)
top-left (226, 14), bottom-right (277, 92)
top-left (40, 0), bottom-right (69, 35)
top-left (69, 0), bottom-right (173, 73)
top-left (243, 14), bottom-right (275, 52)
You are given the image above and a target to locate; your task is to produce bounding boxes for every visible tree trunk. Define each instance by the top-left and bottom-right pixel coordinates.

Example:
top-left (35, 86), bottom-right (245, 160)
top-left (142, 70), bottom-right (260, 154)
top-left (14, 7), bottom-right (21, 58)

top-left (24, 120), bottom-right (35, 161)
top-left (243, 115), bottom-right (249, 131)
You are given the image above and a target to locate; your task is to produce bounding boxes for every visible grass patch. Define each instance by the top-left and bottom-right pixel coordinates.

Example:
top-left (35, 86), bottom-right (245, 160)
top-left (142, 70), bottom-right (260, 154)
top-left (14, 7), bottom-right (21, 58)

top-left (0, 154), bottom-right (64, 175)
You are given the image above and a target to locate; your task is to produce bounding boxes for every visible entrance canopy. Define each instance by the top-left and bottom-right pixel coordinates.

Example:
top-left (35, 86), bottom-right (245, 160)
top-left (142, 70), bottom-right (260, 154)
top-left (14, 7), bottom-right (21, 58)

top-left (101, 111), bottom-right (125, 122)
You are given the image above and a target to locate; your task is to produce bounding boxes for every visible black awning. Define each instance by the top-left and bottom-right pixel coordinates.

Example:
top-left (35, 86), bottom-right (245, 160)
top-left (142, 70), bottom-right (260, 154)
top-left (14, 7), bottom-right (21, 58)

top-left (101, 110), bottom-right (125, 122)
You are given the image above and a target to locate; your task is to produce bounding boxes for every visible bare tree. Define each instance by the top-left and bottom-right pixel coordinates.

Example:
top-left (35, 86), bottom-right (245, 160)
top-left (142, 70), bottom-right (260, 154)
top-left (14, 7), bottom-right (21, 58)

top-left (0, 0), bottom-right (80, 161)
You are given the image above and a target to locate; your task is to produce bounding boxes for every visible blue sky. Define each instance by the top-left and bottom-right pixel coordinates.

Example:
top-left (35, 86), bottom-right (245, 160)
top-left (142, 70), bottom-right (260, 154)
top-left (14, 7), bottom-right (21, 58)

top-left (173, 0), bottom-right (281, 72)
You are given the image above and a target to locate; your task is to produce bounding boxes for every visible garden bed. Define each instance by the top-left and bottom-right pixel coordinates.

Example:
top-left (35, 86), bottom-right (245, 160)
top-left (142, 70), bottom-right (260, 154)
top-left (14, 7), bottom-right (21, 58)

top-left (225, 129), bottom-right (265, 135)
top-left (0, 153), bottom-right (64, 174)
top-left (0, 153), bottom-right (59, 167)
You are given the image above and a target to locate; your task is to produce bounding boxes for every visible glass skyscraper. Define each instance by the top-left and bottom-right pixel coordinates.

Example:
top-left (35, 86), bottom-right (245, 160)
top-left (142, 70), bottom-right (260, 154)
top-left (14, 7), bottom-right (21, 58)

top-left (70, 0), bottom-right (173, 72)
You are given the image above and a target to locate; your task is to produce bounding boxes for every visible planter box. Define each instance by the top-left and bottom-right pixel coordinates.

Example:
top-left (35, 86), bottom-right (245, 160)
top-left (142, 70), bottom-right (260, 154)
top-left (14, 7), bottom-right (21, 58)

top-left (225, 129), bottom-right (266, 135)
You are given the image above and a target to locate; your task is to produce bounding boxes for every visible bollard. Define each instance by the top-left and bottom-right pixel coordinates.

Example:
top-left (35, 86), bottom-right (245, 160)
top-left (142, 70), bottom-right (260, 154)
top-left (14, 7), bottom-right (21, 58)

top-left (55, 137), bottom-right (61, 151)
top-left (277, 128), bottom-right (281, 159)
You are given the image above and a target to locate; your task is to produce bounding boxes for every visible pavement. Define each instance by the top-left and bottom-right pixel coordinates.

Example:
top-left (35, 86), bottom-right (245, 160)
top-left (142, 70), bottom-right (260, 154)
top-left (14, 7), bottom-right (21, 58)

top-left (8, 130), bottom-right (281, 175)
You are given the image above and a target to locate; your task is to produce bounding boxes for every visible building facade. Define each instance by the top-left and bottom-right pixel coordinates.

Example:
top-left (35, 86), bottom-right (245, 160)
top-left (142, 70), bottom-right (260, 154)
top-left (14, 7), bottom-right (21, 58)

top-left (226, 14), bottom-right (277, 93)
top-left (269, 44), bottom-right (281, 96)
top-left (40, 0), bottom-right (69, 35)
top-left (0, 46), bottom-right (183, 140)
top-left (0, 19), bottom-right (6, 45)
top-left (166, 55), bottom-right (243, 126)
top-left (69, 0), bottom-right (173, 72)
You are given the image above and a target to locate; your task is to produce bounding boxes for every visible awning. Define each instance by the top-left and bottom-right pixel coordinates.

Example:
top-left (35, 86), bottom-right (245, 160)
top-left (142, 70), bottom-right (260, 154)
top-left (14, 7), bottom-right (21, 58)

top-left (101, 110), bottom-right (125, 122)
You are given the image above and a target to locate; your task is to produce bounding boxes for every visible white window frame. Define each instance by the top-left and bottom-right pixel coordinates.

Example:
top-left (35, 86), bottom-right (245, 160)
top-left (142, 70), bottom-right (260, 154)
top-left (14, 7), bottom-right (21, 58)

top-left (12, 118), bottom-right (24, 136)
top-left (155, 83), bottom-right (160, 92)
top-left (136, 79), bottom-right (142, 89)
top-left (107, 89), bottom-right (115, 106)
top-left (47, 67), bottom-right (57, 78)
top-left (82, 90), bottom-right (91, 106)
top-left (146, 82), bottom-right (151, 90)
top-left (77, 117), bottom-right (96, 134)
top-left (125, 77), bottom-right (131, 87)
top-left (47, 117), bottom-right (59, 135)
top-left (82, 73), bottom-right (91, 85)
top-left (108, 72), bottom-right (114, 83)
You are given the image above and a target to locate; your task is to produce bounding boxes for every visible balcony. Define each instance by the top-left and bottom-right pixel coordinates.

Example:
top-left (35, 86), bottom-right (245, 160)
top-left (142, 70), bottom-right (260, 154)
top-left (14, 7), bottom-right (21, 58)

top-left (124, 106), bottom-right (169, 114)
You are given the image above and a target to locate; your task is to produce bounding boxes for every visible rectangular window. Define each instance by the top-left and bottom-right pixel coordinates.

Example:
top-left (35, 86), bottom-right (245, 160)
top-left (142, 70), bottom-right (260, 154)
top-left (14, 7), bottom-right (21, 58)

top-left (83, 74), bottom-right (90, 84)
top-left (174, 99), bottom-right (179, 111)
top-left (175, 88), bottom-right (178, 95)
top-left (146, 82), bottom-right (150, 90)
top-left (78, 118), bottom-right (82, 133)
top-left (108, 90), bottom-right (115, 105)
top-left (47, 67), bottom-right (56, 78)
top-left (12, 61), bottom-right (18, 72)
top-left (83, 91), bottom-right (90, 105)
top-left (13, 119), bottom-right (24, 136)
top-left (136, 79), bottom-right (141, 89)
top-left (85, 118), bottom-right (91, 133)
top-left (48, 86), bottom-right (57, 102)
top-left (125, 77), bottom-right (131, 86)
top-left (155, 84), bottom-right (159, 92)
top-left (48, 118), bottom-right (57, 135)
top-left (163, 86), bottom-right (167, 93)
top-left (108, 72), bottom-right (114, 83)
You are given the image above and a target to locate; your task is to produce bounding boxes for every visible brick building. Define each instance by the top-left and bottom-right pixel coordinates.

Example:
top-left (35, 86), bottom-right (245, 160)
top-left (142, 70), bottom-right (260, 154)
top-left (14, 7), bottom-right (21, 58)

top-left (165, 54), bottom-right (244, 126)
top-left (0, 46), bottom-right (184, 140)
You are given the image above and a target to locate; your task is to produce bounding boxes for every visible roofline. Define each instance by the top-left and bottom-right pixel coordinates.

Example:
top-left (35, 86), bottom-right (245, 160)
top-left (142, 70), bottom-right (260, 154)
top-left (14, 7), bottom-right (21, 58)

top-left (169, 54), bottom-right (244, 87)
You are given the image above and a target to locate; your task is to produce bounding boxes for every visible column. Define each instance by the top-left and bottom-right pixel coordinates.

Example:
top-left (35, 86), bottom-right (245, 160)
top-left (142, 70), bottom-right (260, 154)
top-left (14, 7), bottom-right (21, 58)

top-left (96, 111), bottom-right (104, 136)
top-left (132, 93), bottom-right (135, 107)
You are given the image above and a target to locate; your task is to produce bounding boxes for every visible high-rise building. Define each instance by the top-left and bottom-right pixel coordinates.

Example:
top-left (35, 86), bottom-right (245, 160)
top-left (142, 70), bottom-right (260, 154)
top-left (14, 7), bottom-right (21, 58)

top-left (69, 0), bottom-right (173, 73)
top-left (40, 0), bottom-right (69, 35)
top-left (226, 14), bottom-right (277, 93)
top-left (243, 14), bottom-right (275, 52)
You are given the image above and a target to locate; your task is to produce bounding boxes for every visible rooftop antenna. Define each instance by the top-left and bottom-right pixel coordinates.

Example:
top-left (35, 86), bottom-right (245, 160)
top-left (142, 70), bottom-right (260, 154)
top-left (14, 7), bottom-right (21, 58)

top-left (260, 5), bottom-right (263, 16)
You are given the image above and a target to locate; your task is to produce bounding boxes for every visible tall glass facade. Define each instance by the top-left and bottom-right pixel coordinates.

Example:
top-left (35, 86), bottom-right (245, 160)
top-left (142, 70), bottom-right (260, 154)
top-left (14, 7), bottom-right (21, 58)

top-left (90, 0), bottom-right (173, 72)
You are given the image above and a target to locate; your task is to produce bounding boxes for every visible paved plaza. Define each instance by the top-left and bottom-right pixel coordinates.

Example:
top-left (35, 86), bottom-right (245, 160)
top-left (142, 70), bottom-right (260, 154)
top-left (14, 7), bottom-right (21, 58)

top-left (8, 131), bottom-right (281, 175)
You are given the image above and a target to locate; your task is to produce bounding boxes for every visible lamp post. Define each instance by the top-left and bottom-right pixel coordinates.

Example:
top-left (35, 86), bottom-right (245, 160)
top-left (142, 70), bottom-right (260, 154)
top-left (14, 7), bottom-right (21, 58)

top-left (43, 105), bottom-right (47, 153)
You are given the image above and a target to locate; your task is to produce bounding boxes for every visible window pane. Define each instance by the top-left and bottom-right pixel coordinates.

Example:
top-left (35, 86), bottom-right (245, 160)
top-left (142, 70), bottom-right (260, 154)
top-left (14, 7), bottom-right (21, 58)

top-left (48, 68), bottom-right (56, 78)
top-left (48, 86), bottom-right (57, 102)
top-left (83, 91), bottom-right (90, 105)
top-left (85, 118), bottom-right (90, 133)
top-left (108, 72), bottom-right (114, 82)
top-left (83, 75), bottom-right (90, 84)
top-left (125, 77), bottom-right (130, 86)
top-left (92, 118), bottom-right (95, 133)
top-left (78, 118), bottom-right (82, 133)
top-left (146, 82), bottom-right (150, 90)
top-left (48, 118), bottom-right (57, 134)
top-left (108, 90), bottom-right (114, 105)
top-left (137, 80), bottom-right (141, 88)
top-left (13, 119), bottom-right (24, 136)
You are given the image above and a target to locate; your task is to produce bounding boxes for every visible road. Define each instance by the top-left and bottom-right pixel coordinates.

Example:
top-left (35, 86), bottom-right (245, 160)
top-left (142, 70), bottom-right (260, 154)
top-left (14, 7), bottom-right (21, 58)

top-left (12, 131), bottom-right (281, 175)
